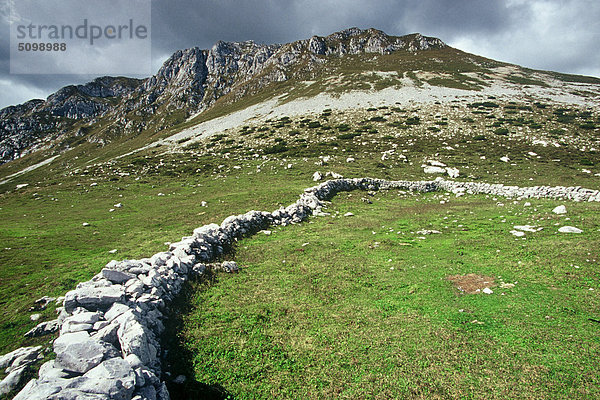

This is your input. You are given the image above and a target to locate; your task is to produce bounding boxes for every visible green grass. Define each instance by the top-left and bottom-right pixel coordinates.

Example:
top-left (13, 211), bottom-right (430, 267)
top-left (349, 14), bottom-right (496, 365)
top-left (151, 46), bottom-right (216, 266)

top-left (181, 191), bottom-right (600, 399)
top-left (0, 166), bottom-right (310, 355)
top-left (0, 99), bottom-right (599, 398)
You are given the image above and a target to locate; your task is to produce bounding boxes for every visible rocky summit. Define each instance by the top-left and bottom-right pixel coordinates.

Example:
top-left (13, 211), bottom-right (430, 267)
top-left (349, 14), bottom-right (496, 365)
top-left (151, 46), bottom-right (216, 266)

top-left (2, 27), bottom-right (599, 171)
top-left (0, 28), bottom-right (447, 165)
top-left (1, 27), bottom-right (598, 173)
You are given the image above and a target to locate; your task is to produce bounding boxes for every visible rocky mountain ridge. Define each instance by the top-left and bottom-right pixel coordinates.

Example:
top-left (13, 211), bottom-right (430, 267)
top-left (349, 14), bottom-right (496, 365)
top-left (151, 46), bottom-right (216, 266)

top-left (0, 77), bottom-right (142, 162)
top-left (0, 28), bottom-right (446, 164)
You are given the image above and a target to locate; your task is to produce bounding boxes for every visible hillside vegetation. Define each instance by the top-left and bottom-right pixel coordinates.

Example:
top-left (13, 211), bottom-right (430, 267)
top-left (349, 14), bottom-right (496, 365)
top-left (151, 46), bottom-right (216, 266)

top-left (1, 97), bottom-right (599, 398)
top-left (1, 27), bottom-right (599, 399)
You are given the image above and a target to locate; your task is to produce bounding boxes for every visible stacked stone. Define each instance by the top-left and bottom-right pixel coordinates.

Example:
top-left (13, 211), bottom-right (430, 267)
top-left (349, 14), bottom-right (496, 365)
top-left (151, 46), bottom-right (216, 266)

top-left (427, 178), bottom-right (600, 202)
top-left (14, 255), bottom-right (191, 399)
top-left (11, 177), bottom-right (600, 400)
top-left (0, 346), bottom-right (44, 396)
top-left (14, 189), bottom-right (332, 399)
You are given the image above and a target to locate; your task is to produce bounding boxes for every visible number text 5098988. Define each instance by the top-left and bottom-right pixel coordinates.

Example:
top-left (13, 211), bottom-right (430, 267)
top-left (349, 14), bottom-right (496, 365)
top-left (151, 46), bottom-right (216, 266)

top-left (18, 43), bottom-right (67, 51)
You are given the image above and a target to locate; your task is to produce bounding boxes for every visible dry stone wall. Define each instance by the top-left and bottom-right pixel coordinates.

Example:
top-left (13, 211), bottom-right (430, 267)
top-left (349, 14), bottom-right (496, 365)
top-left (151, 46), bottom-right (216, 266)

top-left (8, 177), bottom-right (600, 399)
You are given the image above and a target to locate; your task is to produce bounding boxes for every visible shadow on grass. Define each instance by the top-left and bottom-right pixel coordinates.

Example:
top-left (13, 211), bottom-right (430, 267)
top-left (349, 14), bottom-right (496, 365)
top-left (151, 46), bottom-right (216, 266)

top-left (162, 270), bottom-right (234, 400)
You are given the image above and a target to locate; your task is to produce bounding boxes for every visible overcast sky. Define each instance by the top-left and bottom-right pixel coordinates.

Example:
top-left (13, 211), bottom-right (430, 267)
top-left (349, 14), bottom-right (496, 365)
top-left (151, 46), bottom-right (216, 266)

top-left (1, 0), bottom-right (599, 109)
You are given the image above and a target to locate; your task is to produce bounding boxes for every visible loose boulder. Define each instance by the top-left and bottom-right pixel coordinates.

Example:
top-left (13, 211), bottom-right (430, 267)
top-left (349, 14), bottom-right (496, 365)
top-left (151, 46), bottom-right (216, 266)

top-left (552, 205), bottom-right (567, 214)
top-left (558, 226), bottom-right (582, 233)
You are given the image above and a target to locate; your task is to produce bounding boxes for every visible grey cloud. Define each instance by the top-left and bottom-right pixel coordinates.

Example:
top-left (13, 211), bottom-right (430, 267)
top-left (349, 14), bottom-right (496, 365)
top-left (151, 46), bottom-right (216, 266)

top-left (443, 0), bottom-right (600, 77)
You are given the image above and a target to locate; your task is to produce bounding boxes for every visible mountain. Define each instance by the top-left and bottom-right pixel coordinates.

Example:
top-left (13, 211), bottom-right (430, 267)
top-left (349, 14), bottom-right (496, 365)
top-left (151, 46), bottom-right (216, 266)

top-left (0, 29), bottom-right (458, 165)
top-left (0, 77), bottom-right (143, 162)
top-left (2, 27), bottom-right (600, 399)
top-left (0, 27), bottom-right (599, 174)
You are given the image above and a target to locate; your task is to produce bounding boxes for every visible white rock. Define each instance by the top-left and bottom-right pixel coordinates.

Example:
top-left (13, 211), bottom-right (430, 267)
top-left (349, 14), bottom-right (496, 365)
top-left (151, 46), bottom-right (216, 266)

top-left (445, 167), bottom-right (460, 178)
top-left (0, 346), bottom-right (42, 370)
top-left (513, 225), bottom-right (537, 232)
top-left (552, 205), bottom-right (567, 214)
top-left (346, 157), bottom-right (355, 163)
top-left (118, 319), bottom-right (156, 365)
top-left (63, 285), bottom-right (125, 312)
top-left (82, 222), bottom-right (90, 227)
top-left (222, 261), bottom-right (239, 273)
top-left (101, 268), bottom-right (136, 284)
top-left (54, 335), bottom-right (112, 373)
top-left (423, 166), bottom-right (446, 174)
top-left (104, 303), bottom-right (131, 322)
top-left (93, 320), bottom-right (109, 330)
top-left (12, 379), bottom-right (64, 400)
top-left (92, 322), bottom-right (120, 344)
top-left (80, 357), bottom-right (136, 399)
top-left (150, 252), bottom-right (170, 267)
top-left (312, 171), bottom-right (323, 181)
top-left (125, 280), bottom-right (144, 295)
top-left (416, 229), bottom-right (441, 235)
top-left (37, 359), bottom-right (69, 380)
top-left (0, 366), bottom-right (27, 396)
top-left (344, 212), bottom-right (354, 217)
top-left (140, 269), bottom-right (163, 288)
top-left (25, 319), bottom-right (59, 337)
top-left (427, 160), bottom-right (446, 167)
top-left (33, 296), bottom-right (56, 309)
top-left (482, 287), bottom-right (493, 294)
top-left (510, 230), bottom-right (526, 237)
top-left (558, 226), bottom-right (582, 233)
top-left (114, 203), bottom-right (123, 208)
top-left (65, 311), bottom-right (101, 325)
top-left (500, 156), bottom-right (510, 162)
top-left (30, 313), bottom-right (40, 321)
top-left (125, 353), bottom-right (144, 368)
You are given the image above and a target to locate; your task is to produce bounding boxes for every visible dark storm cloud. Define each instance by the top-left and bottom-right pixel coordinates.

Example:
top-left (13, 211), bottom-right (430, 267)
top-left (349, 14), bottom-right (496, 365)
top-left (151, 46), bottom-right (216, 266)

top-left (149, 0), bottom-right (519, 55)
top-left (1, 0), bottom-right (599, 109)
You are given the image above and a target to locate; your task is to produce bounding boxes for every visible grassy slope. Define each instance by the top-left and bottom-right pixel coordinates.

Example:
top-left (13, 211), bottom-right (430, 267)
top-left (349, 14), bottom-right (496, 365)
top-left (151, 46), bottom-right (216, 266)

top-left (0, 97), bottom-right (598, 398)
top-left (0, 167), bottom-right (310, 354)
top-left (181, 191), bottom-right (600, 399)
top-left (4, 43), bottom-right (597, 183)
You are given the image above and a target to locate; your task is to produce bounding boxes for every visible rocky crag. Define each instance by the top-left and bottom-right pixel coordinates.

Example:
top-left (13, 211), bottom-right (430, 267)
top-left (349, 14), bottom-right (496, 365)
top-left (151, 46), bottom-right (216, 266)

top-left (0, 77), bottom-right (143, 163)
top-left (3, 176), bottom-right (597, 399)
top-left (0, 28), bottom-right (445, 164)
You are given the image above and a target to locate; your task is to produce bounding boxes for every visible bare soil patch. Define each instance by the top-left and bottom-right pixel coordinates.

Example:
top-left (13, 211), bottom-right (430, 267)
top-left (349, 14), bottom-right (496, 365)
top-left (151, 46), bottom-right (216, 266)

top-left (447, 273), bottom-right (496, 294)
